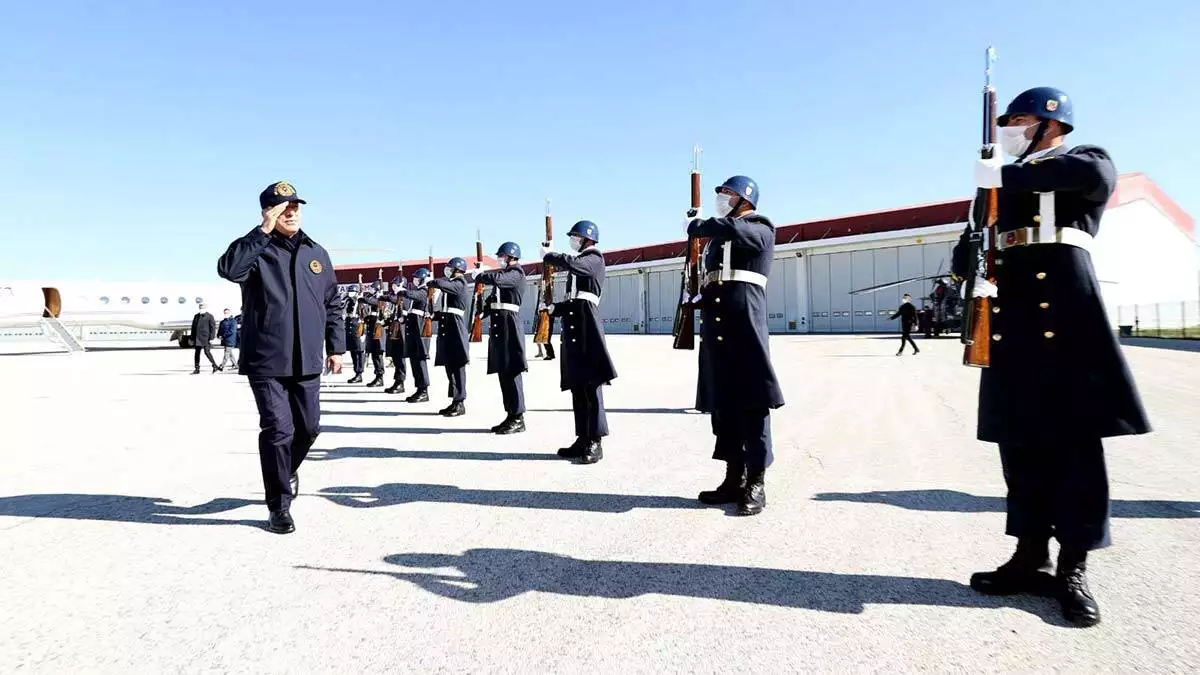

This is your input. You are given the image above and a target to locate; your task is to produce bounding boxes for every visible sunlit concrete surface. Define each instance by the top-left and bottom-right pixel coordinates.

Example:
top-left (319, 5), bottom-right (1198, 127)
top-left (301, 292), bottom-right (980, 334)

top-left (2, 335), bottom-right (1198, 673)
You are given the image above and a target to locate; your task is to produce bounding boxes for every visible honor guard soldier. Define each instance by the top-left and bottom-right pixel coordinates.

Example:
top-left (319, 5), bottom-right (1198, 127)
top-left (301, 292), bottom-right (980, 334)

top-left (466, 241), bottom-right (528, 434)
top-left (384, 275), bottom-right (409, 394)
top-left (539, 220), bottom-right (618, 464)
top-left (344, 295), bottom-right (366, 382)
top-left (428, 257), bottom-right (472, 416)
top-left (362, 280), bottom-right (388, 387)
top-left (954, 87), bottom-right (1151, 627)
top-left (216, 181), bottom-right (345, 534)
top-left (685, 176), bottom-right (785, 516)
top-left (401, 268), bottom-right (433, 402)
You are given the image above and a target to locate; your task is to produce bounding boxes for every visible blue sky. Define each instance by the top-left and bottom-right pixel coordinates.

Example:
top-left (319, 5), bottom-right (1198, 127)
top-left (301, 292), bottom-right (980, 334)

top-left (2, 0), bottom-right (1195, 282)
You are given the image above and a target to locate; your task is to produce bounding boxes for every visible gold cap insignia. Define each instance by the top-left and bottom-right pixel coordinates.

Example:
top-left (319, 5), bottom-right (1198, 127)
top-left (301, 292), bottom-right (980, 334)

top-left (309, 260), bottom-right (323, 274)
top-left (1045, 99), bottom-right (1058, 112)
top-left (274, 182), bottom-right (296, 197)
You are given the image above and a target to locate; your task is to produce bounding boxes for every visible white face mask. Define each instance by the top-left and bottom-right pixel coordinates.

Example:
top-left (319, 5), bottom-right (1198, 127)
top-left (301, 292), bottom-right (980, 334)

top-left (715, 193), bottom-right (734, 217)
top-left (1000, 125), bottom-right (1033, 158)
top-left (569, 236), bottom-right (584, 252)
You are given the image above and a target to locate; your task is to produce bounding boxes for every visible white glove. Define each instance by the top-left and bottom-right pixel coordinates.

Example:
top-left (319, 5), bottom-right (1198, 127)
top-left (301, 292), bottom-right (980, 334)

top-left (539, 241), bottom-right (554, 259)
top-left (538, 302), bottom-right (554, 315)
top-left (680, 291), bottom-right (702, 304)
top-left (961, 277), bottom-right (998, 299)
top-left (974, 145), bottom-right (1004, 188)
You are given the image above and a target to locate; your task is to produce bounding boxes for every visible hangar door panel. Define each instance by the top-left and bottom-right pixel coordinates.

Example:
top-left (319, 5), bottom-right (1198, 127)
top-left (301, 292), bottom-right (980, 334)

top-left (808, 254), bottom-right (831, 332)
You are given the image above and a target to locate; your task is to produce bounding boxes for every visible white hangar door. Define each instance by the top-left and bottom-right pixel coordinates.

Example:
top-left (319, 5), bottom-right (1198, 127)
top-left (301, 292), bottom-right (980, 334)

top-left (599, 274), bottom-right (642, 335)
top-left (647, 267), bottom-right (694, 336)
top-left (766, 255), bottom-right (806, 332)
top-left (808, 254), bottom-right (831, 332)
top-left (808, 243), bottom-right (952, 333)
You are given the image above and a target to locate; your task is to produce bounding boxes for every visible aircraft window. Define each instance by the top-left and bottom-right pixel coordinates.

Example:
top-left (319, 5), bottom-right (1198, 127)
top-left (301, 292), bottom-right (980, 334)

top-left (178, 297), bottom-right (186, 304)
top-left (141, 297), bottom-right (150, 304)
top-left (100, 296), bottom-right (110, 304)
top-left (160, 297), bottom-right (168, 304)
top-left (121, 297), bottom-right (130, 304)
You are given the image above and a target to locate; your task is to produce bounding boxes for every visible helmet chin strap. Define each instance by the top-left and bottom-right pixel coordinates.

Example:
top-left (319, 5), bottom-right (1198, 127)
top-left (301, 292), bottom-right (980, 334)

top-left (1016, 120), bottom-right (1048, 163)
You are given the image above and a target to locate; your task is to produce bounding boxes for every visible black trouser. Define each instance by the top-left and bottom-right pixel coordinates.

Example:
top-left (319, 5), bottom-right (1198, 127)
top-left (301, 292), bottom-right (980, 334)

top-left (194, 345), bottom-right (216, 368)
top-left (248, 375), bottom-right (321, 512)
top-left (998, 438), bottom-right (1111, 551)
top-left (570, 385), bottom-right (608, 439)
top-left (544, 341), bottom-right (555, 359)
top-left (898, 329), bottom-right (919, 353)
top-left (446, 365), bottom-right (467, 401)
top-left (370, 352), bottom-right (385, 376)
top-left (391, 354), bottom-right (407, 385)
top-left (349, 350), bottom-right (364, 374)
top-left (711, 407), bottom-right (773, 472)
top-left (499, 373), bottom-right (525, 414)
top-left (410, 357), bottom-right (429, 389)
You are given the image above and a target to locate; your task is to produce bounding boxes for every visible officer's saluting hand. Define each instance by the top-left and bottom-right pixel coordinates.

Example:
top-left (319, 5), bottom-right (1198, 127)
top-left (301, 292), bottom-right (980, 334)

top-left (217, 181), bottom-right (345, 535)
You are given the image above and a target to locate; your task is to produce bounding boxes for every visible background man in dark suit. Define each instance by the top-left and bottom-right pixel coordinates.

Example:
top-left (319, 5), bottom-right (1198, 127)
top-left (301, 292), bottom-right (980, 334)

top-left (190, 303), bottom-right (219, 373)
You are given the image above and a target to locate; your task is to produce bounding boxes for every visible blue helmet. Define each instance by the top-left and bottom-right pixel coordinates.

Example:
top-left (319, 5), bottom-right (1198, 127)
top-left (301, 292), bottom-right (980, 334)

top-left (998, 87), bottom-right (1074, 132)
top-left (717, 175), bottom-right (759, 209)
top-left (413, 267), bottom-right (430, 279)
top-left (496, 241), bottom-right (521, 260)
top-left (568, 220), bottom-right (600, 243)
top-left (447, 256), bottom-right (468, 272)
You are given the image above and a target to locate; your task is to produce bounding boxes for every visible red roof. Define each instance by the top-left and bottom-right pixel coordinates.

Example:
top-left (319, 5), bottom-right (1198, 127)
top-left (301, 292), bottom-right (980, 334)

top-left (518, 173), bottom-right (1193, 276)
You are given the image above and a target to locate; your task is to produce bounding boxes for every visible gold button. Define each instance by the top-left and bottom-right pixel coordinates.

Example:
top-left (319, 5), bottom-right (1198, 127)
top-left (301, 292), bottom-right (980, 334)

top-left (572, 338), bottom-right (577, 343)
top-left (1044, 331), bottom-right (1055, 338)
top-left (992, 306), bottom-right (1000, 314)
top-left (1033, 215), bottom-right (1042, 223)
top-left (1036, 272), bottom-right (1047, 280)
top-left (992, 334), bottom-right (1002, 341)
top-left (1039, 302), bottom-right (1049, 309)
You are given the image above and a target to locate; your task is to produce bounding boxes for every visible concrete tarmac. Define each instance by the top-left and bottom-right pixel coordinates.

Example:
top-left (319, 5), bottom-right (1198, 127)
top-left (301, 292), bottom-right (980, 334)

top-left (2, 335), bottom-right (1198, 673)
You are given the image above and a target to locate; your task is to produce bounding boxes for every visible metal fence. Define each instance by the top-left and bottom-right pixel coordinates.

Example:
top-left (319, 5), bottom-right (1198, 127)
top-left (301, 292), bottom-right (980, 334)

top-left (1114, 302), bottom-right (1200, 339)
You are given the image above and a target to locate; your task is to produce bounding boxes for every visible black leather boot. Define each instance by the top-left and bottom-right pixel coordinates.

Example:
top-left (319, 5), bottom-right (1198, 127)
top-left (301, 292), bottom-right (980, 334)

top-left (442, 401), bottom-right (466, 417)
top-left (496, 414), bottom-right (525, 435)
top-left (575, 438), bottom-right (603, 464)
top-left (347, 374), bottom-right (363, 384)
top-left (385, 383), bottom-right (404, 394)
top-left (699, 461), bottom-right (745, 505)
top-left (737, 469), bottom-right (766, 516)
top-left (557, 438), bottom-right (585, 458)
top-left (366, 374), bottom-right (384, 387)
top-left (267, 508), bottom-right (295, 534)
top-left (405, 389), bottom-right (429, 403)
top-left (969, 538), bottom-right (1056, 596)
top-left (490, 414), bottom-right (513, 432)
top-left (1057, 548), bottom-right (1101, 627)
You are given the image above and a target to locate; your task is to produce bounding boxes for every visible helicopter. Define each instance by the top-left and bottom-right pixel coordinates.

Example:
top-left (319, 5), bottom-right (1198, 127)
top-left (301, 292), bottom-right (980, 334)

top-left (849, 263), bottom-right (964, 337)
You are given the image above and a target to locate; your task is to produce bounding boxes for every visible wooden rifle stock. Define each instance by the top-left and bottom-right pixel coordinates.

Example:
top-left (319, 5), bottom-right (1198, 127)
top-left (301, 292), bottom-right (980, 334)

top-left (672, 145), bottom-right (703, 350)
top-left (962, 47), bottom-right (998, 368)
top-left (470, 238), bottom-right (485, 342)
top-left (355, 273), bottom-right (365, 337)
top-left (422, 253), bottom-right (434, 338)
top-left (534, 199), bottom-right (554, 344)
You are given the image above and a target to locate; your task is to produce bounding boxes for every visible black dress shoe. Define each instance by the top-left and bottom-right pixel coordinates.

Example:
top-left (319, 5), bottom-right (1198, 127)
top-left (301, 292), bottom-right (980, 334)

top-left (969, 539), bottom-right (1056, 596)
top-left (557, 438), bottom-right (585, 458)
top-left (267, 509), bottom-right (295, 534)
top-left (366, 375), bottom-right (384, 387)
top-left (573, 439), bottom-right (603, 464)
top-left (737, 469), bottom-right (766, 516)
top-left (405, 389), bottom-right (429, 403)
top-left (1058, 559), bottom-right (1101, 627)
top-left (191, 368), bottom-right (200, 374)
top-left (347, 374), bottom-right (363, 384)
top-left (442, 401), bottom-right (466, 417)
top-left (496, 414), bottom-right (525, 435)
top-left (490, 415), bottom-right (513, 432)
top-left (699, 461), bottom-right (745, 505)
top-left (290, 472), bottom-right (299, 497)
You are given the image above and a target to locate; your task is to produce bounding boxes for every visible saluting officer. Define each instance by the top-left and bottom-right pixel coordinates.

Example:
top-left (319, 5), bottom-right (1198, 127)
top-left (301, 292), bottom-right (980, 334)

top-left (466, 241), bottom-right (528, 434)
top-left (401, 268), bottom-right (433, 402)
top-left (362, 280), bottom-right (388, 387)
top-left (384, 274), bottom-right (409, 395)
top-left (344, 296), bottom-right (366, 382)
top-left (954, 87), bottom-right (1151, 627)
top-left (539, 220), bottom-right (618, 464)
top-left (427, 257), bottom-right (472, 416)
top-left (685, 176), bottom-right (784, 516)
top-left (216, 181), bottom-right (344, 534)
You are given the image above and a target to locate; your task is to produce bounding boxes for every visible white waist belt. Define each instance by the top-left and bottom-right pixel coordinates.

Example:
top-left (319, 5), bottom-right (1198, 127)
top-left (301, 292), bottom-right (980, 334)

top-left (569, 291), bottom-right (600, 305)
top-left (703, 269), bottom-right (768, 288)
top-left (439, 307), bottom-right (465, 317)
top-left (995, 226), bottom-right (1093, 252)
top-left (490, 302), bottom-right (520, 312)
top-left (409, 309), bottom-right (426, 318)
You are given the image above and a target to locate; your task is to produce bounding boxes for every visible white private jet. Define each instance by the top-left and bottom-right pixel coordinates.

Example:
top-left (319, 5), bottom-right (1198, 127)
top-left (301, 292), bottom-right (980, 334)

top-left (0, 280), bottom-right (244, 352)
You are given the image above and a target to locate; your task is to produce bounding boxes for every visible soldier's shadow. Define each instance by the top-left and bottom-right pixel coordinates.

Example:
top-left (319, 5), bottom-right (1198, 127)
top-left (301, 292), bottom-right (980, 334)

top-left (300, 548), bottom-right (1070, 625)
top-left (0, 494), bottom-right (262, 527)
top-left (321, 425), bottom-right (493, 435)
top-left (812, 489), bottom-right (1200, 519)
top-left (308, 447), bottom-right (559, 462)
top-left (317, 483), bottom-right (702, 513)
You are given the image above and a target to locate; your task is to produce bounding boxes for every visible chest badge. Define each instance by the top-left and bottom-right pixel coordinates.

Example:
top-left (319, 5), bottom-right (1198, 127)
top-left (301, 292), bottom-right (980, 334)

top-left (309, 260), bottom-right (323, 274)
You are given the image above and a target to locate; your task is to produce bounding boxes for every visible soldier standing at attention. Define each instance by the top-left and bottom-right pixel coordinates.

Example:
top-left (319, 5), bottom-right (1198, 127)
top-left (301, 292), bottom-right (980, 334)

top-left (890, 293), bottom-right (920, 355)
top-left (217, 181), bottom-right (344, 534)
top-left (401, 268), bottom-right (433, 402)
top-left (384, 274), bottom-right (409, 395)
top-left (427, 257), bottom-right (472, 416)
top-left (343, 296), bottom-right (366, 383)
top-left (685, 176), bottom-right (785, 516)
top-left (362, 280), bottom-right (387, 387)
top-left (466, 241), bottom-right (528, 434)
top-left (955, 87), bottom-right (1151, 627)
top-left (539, 220), bottom-right (617, 464)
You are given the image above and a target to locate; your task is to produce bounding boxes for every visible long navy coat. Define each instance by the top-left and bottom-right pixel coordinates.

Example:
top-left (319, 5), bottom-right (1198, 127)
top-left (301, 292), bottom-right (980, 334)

top-left (216, 227), bottom-right (345, 377)
top-left (686, 213), bottom-right (785, 413)
top-left (543, 248), bottom-right (617, 390)
top-left (402, 288), bottom-right (431, 360)
top-left (951, 144), bottom-right (1151, 443)
top-left (428, 276), bottom-right (471, 369)
top-left (474, 265), bottom-right (528, 376)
